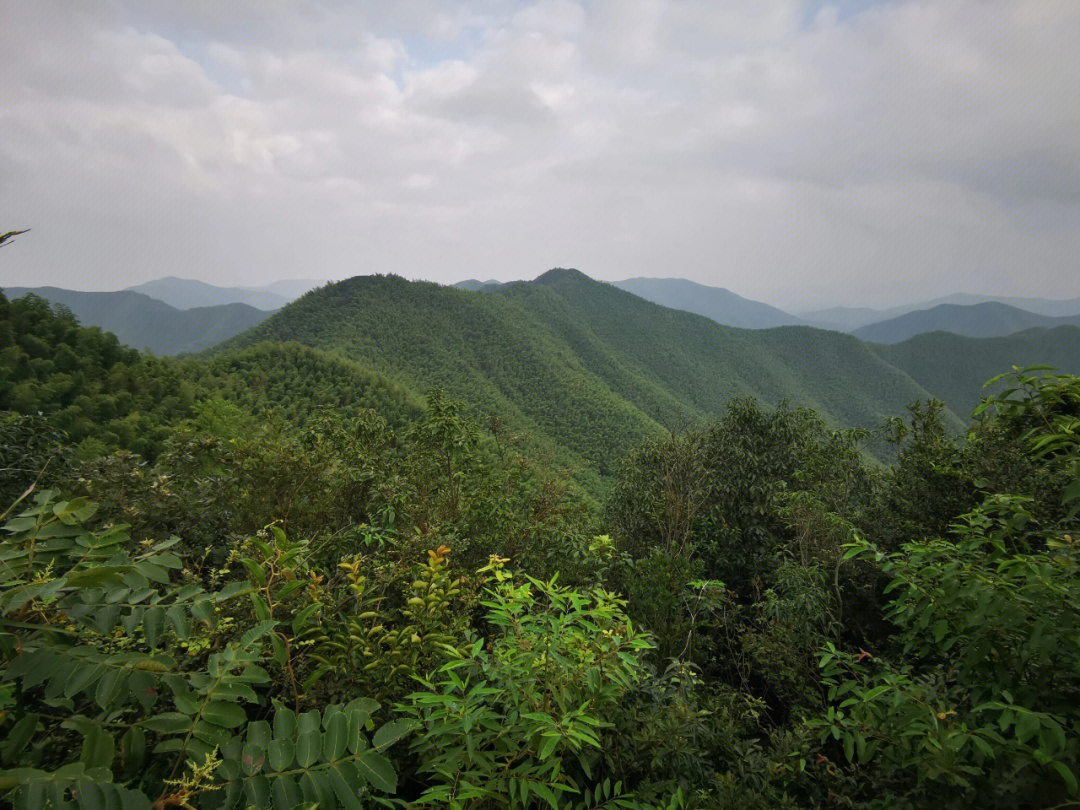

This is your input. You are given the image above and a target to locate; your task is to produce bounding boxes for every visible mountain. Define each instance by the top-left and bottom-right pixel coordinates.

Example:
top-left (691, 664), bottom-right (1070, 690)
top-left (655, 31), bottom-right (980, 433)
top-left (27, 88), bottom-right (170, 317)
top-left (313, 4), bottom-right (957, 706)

top-left (802, 293), bottom-right (1080, 333)
top-left (873, 326), bottom-right (1080, 420)
top-left (930, 292), bottom-right (1080, 318)
top-left (125, 276), bottom-right (324, 310)
top-left (3, 286), bottom-right (272, 355)
top-left (610, 277), bottom-right (803, 329)
top-left (799, 305), bottom-right (899, 332)
top-left (223, 268), bottom-right (958, 487)
top-left (454, 279), bottom-right (504, 291)
top-left (853, 302), bottom-right (1080, 344)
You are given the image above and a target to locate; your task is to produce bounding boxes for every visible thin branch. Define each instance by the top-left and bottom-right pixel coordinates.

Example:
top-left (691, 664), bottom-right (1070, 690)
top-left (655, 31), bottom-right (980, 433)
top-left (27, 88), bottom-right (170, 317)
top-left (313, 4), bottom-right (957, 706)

top-left (0, 228), bottom-right (30, 248)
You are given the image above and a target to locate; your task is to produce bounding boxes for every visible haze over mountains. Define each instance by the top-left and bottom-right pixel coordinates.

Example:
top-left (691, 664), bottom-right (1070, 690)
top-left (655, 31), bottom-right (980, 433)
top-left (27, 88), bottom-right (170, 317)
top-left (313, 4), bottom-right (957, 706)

top-left (800, 293), bottom-right (1080, 332)
top-left (126, 276), bottom-right (326, 311)
top-left (594, 277), bottom-right (1080, 343)
top-left (2, 277), bottom-right (330, 355)
top-left (610, 278), bottom-right (802, 330)
top-left (2, 286), bottom-right (272, 355)
top-left (853, 303), bottom-right (1080, 344)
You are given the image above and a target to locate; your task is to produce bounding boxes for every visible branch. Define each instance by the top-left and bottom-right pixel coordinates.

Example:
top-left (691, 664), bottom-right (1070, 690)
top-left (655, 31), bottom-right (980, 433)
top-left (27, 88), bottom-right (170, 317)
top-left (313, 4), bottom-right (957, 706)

top-left (0, 228), bottom-right (30, 248)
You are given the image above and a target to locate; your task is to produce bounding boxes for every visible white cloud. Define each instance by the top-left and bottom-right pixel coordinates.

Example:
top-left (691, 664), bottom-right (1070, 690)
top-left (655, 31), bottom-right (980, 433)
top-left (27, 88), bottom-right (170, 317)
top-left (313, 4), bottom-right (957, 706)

top-left (1, 0), bottom-right (1078, 308)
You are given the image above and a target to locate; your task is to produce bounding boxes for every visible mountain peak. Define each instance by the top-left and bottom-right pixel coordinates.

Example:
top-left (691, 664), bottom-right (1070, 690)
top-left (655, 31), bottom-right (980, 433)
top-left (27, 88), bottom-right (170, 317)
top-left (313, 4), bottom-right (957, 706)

top-left (534, 267), bottom-right (591, 285)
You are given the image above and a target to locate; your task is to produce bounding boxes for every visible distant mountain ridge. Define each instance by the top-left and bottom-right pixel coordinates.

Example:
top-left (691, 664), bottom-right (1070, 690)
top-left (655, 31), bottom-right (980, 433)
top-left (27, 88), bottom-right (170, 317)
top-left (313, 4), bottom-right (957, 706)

top-left (853, 302), bottom-right (1080, 344)
top-left (454, 279), bottom-right (504, 292)
top-left (126, 276), bottom-right (327, 310)
top-left (610, 277), bottom-right (802, 329)
top-left (801, 293), bottom-right (1080, 332)
top-left (3, 286), bottom-right (272, 355)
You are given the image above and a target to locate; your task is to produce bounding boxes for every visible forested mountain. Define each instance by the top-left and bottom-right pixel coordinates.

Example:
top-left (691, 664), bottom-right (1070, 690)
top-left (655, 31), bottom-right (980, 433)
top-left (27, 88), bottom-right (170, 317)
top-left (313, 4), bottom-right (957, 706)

top-left (853, 301), bottom-right (1080, 343)
top-left (3, 286), bottom-right (272, 355)
top-left (5, 281), bottom-right (1080, 810)
top-left (0, 293), bottom-right (421, 463)
top-left (874, 325), bottom-right (1080, 419)
top-left (126, 276), bottom-right (325, 310)
top-left (793, 304), bottom-right (890, 332)
top-left (225, 268), bottom-right (957, 486)
top-left (611, 277), bottom-right (802, 329)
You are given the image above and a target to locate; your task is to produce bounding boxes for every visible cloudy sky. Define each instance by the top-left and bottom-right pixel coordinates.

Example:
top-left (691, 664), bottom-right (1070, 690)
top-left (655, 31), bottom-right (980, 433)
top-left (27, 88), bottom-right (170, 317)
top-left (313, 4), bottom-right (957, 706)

top-left (2, 0), bottom-right (1078, 309)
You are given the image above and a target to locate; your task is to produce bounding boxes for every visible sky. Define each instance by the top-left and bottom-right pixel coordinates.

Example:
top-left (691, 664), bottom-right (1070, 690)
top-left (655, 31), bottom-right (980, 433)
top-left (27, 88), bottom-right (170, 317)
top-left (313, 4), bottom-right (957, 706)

top-left (1, 0), bottom-right (1078, 310)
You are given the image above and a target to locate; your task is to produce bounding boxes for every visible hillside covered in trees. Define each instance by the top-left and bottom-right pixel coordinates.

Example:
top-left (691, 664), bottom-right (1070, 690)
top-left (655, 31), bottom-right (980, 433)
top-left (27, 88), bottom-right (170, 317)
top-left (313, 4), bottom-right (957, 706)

top-left (3, 283), bottom-right (1080, 810)
top-left (875, 325), bottom-right (1080, 419)
top-left (226, 269), bottom-right (967, 486)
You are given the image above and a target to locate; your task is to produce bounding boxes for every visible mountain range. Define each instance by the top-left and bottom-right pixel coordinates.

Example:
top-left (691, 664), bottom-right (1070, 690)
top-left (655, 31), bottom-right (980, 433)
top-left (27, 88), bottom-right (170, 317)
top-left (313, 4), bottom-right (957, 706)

top-left (873, 326), bottom-right (1080, 420)
top-left (126, 276), bottom-right (326, 310)
top-left (609, 277), bottom-right (802, 330)
top-left (224, 268), bottom-right (964, 487)
top-left (2, 287), bottom-right (272, 355)
top-left (8, 268), bottom-right (1080, 492)
top-left (459, 275), bottom-right (1080, 342)
top-left (853, 302), bottom-right (1080, 344)
top-left (454, 279), bottom-right (504, 292)
top-left (801, 292), bottom-right (1080, 332)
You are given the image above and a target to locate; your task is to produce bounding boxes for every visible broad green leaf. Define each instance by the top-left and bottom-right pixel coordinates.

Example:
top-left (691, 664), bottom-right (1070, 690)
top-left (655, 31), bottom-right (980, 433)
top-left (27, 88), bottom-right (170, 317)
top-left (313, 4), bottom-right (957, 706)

top-left (371, 720), bottom-right (416, 752)
top-left (202, 701), bottom-right (247, 730)
top-left (354, 749), bottom-right (396, 793)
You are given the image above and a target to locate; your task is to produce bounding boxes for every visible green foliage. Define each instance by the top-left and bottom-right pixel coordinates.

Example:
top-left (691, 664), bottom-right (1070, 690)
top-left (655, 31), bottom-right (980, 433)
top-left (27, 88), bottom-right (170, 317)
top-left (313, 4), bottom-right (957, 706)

top-left (403, 556), bottom-right (664, 809)
top-left (5, 276), bottom-right (1080, 810)
top-left (224, 271), bottom-right (957, 493)
top-left (0, 292), bottom-right (197, 459)
top-left (0, 488), bottom-right (408, 810)
top-left (186, 341), bottom-right (425, 430)
top-left (812, 371), bottom-right (1080, 808)
top-left (0, 412), bottom-right (68, 505)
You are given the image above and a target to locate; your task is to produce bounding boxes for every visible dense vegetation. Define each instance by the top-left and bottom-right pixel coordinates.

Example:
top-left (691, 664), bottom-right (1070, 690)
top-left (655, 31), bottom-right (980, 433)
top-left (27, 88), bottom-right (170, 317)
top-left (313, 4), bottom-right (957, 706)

top-left (227, 269), bottom-right (959, 488)
top-left (0, 293), bottom-right (198, 466)
top-left (4, 288), bottom-right (273, 355)
top-left (2, 285), bottom-right (1080, 808)
top-left (875, 326), bottom-right (1080, 420)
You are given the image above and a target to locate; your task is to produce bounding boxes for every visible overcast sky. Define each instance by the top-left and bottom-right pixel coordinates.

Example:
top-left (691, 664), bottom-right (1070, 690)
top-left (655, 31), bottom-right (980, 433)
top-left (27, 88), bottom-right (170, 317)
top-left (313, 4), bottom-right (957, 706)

top-left (2, 0), bottom-right (1078, 309)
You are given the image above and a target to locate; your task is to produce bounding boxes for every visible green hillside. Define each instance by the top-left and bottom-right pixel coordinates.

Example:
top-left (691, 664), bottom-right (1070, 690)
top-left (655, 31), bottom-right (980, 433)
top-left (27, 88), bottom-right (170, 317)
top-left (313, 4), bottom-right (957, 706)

top-left (7, 275), bottom-right (1080, 810)
top-left (874, 325), bottom-right (1080, 419)
top-left (499, 269), bottom-right (954, 434)
top-left (0, 291), bottom-right (427, 462)
top-left (3, 287), bottom-right (272, 354)
top-left (186, 341), bottom-right (425, 430)
top-left (225, 268), bottom-right (959, 484)
top-left (853, 301), bottom-right (1080, 343)
top-left (453, 279), bottom-right (504, 291)
top-left (0, 291), bottom-right (198, 461)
